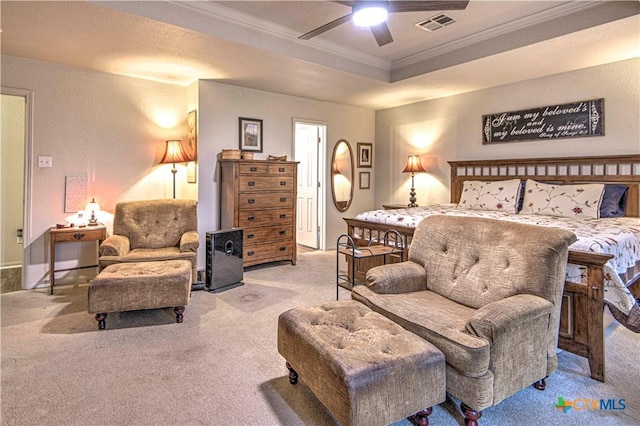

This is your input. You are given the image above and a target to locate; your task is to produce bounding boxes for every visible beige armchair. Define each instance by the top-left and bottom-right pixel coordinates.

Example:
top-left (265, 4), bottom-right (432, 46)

top-left (352, 215), bottom-right (576, 424)
top-left (98, 199), bottom-right (199, 283)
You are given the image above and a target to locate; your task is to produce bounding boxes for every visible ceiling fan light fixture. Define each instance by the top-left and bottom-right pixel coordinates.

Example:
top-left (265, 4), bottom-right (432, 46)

top-left (352, 5), bottom-right (388, 27)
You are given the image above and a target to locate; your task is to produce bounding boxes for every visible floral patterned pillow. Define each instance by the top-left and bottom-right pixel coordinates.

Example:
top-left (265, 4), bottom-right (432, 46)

top-left (521, 179), bottom-right (604, 218)
top-left (458, 179), bottom-right (522, 213)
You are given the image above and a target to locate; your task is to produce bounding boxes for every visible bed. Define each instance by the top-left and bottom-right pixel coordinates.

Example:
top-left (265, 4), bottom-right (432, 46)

top-left (344, 154), bottom-right (640, 383)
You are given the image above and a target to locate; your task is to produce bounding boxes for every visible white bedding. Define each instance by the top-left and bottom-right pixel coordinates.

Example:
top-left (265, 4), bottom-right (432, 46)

top-left (355, 205), bottom-right (640, 314)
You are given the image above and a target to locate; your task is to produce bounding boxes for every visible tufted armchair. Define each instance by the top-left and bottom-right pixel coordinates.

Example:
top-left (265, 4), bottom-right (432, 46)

top-left (98, 199), bottom-right (199, 283)
top-left (352, 215), bottom-right (576, 425)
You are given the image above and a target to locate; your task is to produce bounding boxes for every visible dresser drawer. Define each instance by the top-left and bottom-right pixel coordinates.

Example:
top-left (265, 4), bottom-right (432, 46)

top-left (244, 242), bottom-right (293, 265)
top-left (244, 225), bottom-right (293, 243)
top-left (238, 163), bottom-right (269, 175)
top-left (268, 163), bottom-right (296, 176)
top-left (238, 209), bottom-right (293, 228)
top-left (239, 176), bottom-right (294, 192)
top-left (238, 192), bottom-right (294, 210)
top-left (52, 228), bottom-right (105, 243)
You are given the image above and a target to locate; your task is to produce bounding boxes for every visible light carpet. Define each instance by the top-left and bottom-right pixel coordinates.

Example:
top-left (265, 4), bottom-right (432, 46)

top-left (1, 250), bottom-right (638, 425)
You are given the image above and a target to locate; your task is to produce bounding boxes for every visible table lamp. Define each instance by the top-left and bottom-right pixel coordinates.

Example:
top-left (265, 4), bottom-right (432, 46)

top-left (86, 198), bottom-right (101, 226)
top-left (402, 155), bottom-right (426, 208)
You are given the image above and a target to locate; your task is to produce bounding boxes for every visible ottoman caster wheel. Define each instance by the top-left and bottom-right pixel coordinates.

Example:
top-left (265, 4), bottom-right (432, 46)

top-left (174, 306), bottom-right (185, 323)
top-left (286, 362), bottom-right (298, 385)
top-left (95, 313), bottom-right (107, 330)
top-left (414, 407), bottom-right (432, 426)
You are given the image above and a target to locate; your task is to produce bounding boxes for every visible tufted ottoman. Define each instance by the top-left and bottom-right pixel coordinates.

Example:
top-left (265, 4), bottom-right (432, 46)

top-left (277, 300), bottom-right (445, 426)
top-left (88, 260), bottom-right (192, 330)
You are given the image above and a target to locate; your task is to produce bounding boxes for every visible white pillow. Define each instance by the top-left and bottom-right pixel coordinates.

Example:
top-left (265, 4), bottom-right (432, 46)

top-left (458, 179), bottom-right (522, 213)
top-left (521, 179), bottom-right (604, 218)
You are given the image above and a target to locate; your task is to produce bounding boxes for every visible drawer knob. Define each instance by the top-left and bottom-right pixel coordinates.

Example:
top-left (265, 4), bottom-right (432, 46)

top-left (247, 233), bottom-right (255, 239)
top-left (250, 167), bottom-right (258, 172)
top-left (248, 250), bottom-right (255, 256)
top-left (248, 198), bottom-right (255, 204)
top-left (279, 214), bottom-right (286, 219)
top-left (279, 197), bottom-right (286, 202)
top-left (73, 233), bottom-right (85, 240)
top-left (248, 215), bottom-right (255, 221)
top-left (280, 181), bottom-right (286, 186)
top-left (279, 246), bottom-right (286, 251)
top-left (279, 230), bottom-right (286, 235)
top-left (278, 167), bottom-right (285, 172)
top-left (248, 181), bottom-right (255, 187)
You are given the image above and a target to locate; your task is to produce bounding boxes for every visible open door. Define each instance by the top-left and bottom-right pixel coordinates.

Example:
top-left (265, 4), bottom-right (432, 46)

top-left (294, 120), bottom-right (325, 249)
top-left (1, 89), bottom-right (30, 292)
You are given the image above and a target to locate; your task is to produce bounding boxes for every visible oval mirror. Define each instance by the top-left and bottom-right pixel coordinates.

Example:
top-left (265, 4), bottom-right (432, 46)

top-left (331, 139), bottom-right (354, 212)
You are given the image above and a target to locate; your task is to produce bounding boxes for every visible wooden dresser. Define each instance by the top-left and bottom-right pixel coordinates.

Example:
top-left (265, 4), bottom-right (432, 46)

top-left (219, 159), bottom-right (298, 267)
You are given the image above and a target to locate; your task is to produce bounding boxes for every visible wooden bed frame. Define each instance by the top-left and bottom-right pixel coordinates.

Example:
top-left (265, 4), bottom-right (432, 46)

top-left (344, 154), bottom-right (640, 383)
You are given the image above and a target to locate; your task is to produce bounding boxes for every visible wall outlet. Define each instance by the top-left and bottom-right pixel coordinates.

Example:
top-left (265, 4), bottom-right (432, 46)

top-left (38, 156), bottom-right (52, 168)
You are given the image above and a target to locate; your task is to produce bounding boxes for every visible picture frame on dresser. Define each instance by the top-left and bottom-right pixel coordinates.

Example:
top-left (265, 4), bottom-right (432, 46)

top-left (239, 117), bottom-right (263, 152)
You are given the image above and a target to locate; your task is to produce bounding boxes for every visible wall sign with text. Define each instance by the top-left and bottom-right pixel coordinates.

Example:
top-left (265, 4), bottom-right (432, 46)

top-left (482, 99), bottom-right (604, 144)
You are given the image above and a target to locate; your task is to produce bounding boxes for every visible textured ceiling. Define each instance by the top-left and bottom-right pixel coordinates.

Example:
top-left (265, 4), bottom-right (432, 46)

top-left (1, 1), bottom-right (639, 109)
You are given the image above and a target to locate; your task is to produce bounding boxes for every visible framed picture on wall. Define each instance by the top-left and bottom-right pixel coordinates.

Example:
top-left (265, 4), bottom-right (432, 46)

top-left (357, 142), bottom-right (372, 168)
top-left (239, 117), bottom-right (263, 152)
top-left (359, 171), bottom-right (370, 190)
top-left (186, 110), bottom-right (197, 161)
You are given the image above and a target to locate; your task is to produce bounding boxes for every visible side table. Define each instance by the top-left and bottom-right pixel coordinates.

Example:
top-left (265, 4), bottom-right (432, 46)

top-left (49, 225), bottom-right (107, 295)
top-left (336, 230), bottom-right (403, 300)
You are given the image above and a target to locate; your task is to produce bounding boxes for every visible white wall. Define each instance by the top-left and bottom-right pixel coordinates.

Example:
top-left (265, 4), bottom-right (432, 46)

top-left (0, 55), bottom-right (374, 287)
top-left (375, 58), bottom-right (640, 207)
top-left (196, 81), bottom-right (375, 260)
top-left (1, 55), bottom-right (192, 288)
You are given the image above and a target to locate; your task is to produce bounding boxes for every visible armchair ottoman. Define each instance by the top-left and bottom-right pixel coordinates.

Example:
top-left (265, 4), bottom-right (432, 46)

top-left (88, 260), bottom-right (191, 329)
top-left (278, 300), bottom-right (445, 426)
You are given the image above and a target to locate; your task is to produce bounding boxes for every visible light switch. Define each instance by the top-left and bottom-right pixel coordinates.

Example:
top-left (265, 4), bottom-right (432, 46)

top-left (38, 156), bottom-right (52, 168)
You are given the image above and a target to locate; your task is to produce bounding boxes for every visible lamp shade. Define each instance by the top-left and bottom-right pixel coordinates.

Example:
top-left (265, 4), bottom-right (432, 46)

top-left (85, 198), bottom-right (100, 213)
top-left (160, 140), bottom-right (190, 164)
top-left (402, 155), bottom-right (427, 174)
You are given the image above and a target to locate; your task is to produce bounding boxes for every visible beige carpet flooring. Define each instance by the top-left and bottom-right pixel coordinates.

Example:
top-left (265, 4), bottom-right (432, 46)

top-left (1, 250), bottom-right (639, 425)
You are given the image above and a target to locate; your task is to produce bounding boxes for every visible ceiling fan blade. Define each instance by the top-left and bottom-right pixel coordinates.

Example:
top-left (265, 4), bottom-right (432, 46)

top-left (389, 1), bottom-right (470, 13)
top-left (370, 22), bottom-right (393, 47)
top-left (298, 14), bottom-right (353, 40)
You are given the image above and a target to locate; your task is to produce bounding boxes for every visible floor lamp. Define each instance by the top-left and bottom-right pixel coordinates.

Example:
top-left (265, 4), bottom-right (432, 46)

top-left (402, 154), bottom-right (426, 208)
top-left (160, 140), bottom-right (191, 199)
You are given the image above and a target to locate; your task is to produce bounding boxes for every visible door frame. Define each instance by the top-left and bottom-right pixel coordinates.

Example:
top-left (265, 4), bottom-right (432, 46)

top-left (292, 118), bottom-right (326, 250)
top-left (2, 87), bottom-right (34, 289)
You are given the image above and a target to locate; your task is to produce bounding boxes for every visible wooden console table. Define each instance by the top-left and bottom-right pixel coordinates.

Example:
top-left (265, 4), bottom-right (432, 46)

top-left (49, 225), bottom-right (106, 295)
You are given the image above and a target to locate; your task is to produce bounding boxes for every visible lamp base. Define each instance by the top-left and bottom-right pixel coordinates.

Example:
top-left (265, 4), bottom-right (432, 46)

top-left (408, 186), bottom-right (418, 208)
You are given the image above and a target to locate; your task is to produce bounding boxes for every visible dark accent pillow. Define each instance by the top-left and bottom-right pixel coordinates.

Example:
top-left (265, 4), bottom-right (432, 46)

top-left (599, 185), bottom-right (628, 218)
top-left (516, 180), bottom-right (526, 212)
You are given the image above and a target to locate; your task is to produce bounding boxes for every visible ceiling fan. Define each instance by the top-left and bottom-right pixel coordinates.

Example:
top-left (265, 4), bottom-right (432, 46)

top-left (298, 1), bottom-right (470, 47)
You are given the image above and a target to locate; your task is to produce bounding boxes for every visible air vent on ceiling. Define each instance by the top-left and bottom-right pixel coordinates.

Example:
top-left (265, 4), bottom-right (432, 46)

top-left (416, 13), bottom-right (456, 32)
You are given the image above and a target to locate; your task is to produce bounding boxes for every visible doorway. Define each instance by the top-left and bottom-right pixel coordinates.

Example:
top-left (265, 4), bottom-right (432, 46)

top-left (1, 89), bottom-right (32, 292)
top-left (294, 120), bottom-right (326, 250)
